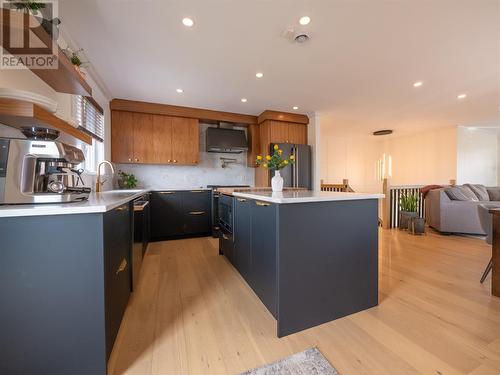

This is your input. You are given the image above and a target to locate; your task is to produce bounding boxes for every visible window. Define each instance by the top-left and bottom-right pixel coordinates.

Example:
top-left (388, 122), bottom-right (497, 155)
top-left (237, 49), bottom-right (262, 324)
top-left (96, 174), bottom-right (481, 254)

top-left (72, 95), bottom-right (105, 172)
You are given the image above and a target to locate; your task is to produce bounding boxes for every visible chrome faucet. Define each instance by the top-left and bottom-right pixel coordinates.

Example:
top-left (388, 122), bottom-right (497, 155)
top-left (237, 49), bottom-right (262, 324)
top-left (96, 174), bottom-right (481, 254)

top-left (95, 160), bottom-right (115, 193)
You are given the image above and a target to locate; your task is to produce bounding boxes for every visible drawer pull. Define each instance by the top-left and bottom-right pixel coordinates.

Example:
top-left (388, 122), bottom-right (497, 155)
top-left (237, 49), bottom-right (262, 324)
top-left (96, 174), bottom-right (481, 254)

top-left (222, 234), bottom-right (229, 240)
top-left (115, 206), bottom-right (128, 211)
top-left (189, 211), bottom-right (206, 215)
top-left (116, 259), bottom-right (127, 275)
top-left (237, 198), bottom-right (246, 202)
top-left (190, 190), bottom-right (205, 193)
top-left (256, 201), bottom-right (270, 207)
top-left (158, 191), bottom-right (175, 194)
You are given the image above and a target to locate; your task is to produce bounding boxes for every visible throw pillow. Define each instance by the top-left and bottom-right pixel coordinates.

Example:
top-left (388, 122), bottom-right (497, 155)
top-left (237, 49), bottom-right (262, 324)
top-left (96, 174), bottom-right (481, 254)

top-left (488, 188), bottom-right (500, 202)
top-left (445, 186), bottom-right (479, 201)
top-left (465, 184), bottom-right (490, 201)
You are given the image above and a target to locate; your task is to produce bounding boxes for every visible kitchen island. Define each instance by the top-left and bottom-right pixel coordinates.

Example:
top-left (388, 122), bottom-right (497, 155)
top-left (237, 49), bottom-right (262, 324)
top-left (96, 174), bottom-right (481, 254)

top-left (0, 189), bottom-right (148, 375)
top-left (221, 189), bottom-right (384, 337)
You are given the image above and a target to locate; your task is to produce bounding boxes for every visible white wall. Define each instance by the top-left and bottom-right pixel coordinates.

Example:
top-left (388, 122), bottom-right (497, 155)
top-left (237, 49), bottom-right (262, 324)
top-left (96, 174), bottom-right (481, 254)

top-left (115, 124), bottom-right (255, 189)
top-left (457, 127), bottom-right (498, 186)
top-left (320, 132), bottom-right (381, 193)
top-left (321, 126), bottom-right (458, 191)
top-left (308, 112), bottom-right (321, 191)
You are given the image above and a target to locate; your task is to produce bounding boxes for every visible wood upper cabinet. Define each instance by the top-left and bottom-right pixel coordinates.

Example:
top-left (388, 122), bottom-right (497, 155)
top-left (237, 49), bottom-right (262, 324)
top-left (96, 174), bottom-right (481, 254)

top-left (152, 114), bottom-right (172, 163)
top-left (111, 111), bottom-right (155, 163)
top-left (111, 110), bottom-right (199, 165)
top-left (288, 123), bottom-right (307, 144)
top-left (268, 120), bottom-right (307, 145)
top-left (171, 117), bottom-right (199, 165)
top-left (111, 111), bottom-right (134, 163)
top-left (133, 113), bottom-right (155, 164)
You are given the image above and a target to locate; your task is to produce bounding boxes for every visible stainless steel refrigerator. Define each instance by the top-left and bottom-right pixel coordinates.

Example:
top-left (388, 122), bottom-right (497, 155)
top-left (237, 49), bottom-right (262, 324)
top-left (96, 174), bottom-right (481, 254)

top-left (270, 143), bottom-right (311, 189)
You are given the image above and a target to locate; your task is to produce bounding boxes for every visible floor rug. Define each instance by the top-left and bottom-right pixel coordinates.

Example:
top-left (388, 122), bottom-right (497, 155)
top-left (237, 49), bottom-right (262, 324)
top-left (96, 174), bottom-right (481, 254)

top-left (241, 347), bottom-right (339, 375)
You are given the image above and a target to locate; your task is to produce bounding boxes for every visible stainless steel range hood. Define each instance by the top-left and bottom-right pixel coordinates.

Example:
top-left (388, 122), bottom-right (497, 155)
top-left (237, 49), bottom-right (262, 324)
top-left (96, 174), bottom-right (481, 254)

top-left (206, 127), bottom-right (248, 154)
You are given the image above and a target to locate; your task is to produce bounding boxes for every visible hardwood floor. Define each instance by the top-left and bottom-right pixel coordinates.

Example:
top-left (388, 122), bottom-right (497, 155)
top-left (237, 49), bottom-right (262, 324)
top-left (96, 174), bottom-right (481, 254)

top-left (108, 229), bottom-right (500, 375)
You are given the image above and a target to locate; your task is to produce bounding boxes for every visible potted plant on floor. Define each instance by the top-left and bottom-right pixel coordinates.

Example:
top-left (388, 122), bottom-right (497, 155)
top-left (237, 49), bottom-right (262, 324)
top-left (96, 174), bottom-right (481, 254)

top-left (399, 193), bottom-right (418, 230)
top-left (256, 144), bottom-right (295, 192)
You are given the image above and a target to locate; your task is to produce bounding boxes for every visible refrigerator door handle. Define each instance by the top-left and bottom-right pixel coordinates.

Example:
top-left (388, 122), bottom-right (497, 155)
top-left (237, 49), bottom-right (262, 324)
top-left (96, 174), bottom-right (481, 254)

top-left (293, 146), bottom-right (300, 187)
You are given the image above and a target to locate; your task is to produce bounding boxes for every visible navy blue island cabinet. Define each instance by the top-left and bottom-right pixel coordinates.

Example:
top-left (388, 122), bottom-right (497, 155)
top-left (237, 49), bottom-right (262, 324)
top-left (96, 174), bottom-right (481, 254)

top-left (230, 193), bottom-right (380, 337)
top-left (0, 203), bottom-right (133, 375)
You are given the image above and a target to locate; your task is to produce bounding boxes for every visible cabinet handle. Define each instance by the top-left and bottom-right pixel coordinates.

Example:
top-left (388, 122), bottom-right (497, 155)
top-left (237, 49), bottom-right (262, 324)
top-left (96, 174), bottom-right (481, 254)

top-left (167, 159), bottom-right (172, 163)
top-left (173, 160), bottom-right (178, 163)
top-left (256, 201), bottom-right (270, 207)
top-left (135, 158), bottom-right (139, 162)
top-left (189, 211), bottom-right (206, 215)
top-left (222, 234), bottom-right (229, 240)
top-left (157, 191), bottom-right (175, 194)
top-left (128, 158), bottom-right (132, 162)
top-left (237, 198), bottom-right (246, 202)
top-left (115, 205), bottom-right (128, 211)
top-left (190, 190), bottom-right (205, 193)
top-left (116, 259), bottom-right (127, 275)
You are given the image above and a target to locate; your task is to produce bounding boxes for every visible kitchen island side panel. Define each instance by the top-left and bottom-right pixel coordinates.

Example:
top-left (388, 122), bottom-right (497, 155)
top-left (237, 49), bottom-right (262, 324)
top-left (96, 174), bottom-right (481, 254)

top-left (0, 214), bottom-right (107, 375)
top-left (277, 199), bottom-right (379, 337)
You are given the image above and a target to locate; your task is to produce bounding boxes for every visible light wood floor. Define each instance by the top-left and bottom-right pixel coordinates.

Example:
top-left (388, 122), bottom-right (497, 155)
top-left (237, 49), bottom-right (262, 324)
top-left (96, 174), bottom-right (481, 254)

top-left (108, 229), bottom-right (500, 375)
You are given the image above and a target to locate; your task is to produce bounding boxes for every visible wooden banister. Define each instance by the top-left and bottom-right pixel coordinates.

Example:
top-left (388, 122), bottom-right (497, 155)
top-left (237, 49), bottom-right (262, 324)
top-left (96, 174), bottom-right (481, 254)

top-left (320, 179), bottom-right (354, 192)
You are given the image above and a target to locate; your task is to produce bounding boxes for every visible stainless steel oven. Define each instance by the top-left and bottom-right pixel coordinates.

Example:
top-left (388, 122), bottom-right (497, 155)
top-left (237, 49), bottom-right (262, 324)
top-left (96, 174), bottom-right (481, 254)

top-left (208, 185), bottom-right (248, 237)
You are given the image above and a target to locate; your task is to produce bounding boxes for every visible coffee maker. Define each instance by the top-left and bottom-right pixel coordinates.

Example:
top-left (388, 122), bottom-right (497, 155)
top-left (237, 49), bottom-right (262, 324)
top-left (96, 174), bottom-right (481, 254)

top-left (0, 137), bottom-right (91, 204)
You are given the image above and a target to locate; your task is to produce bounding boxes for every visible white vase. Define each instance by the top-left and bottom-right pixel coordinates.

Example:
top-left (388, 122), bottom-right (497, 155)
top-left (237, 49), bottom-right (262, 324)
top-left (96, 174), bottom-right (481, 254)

top-left (271, 170), bottom-right (284, 192)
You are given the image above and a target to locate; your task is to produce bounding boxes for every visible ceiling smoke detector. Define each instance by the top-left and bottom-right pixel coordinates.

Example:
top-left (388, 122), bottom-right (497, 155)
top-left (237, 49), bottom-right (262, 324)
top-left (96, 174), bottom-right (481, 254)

top-left (282, 27), bottom-right (311, 43)
top-left (373, 129), bottom-right (393, 136)
top-left (294, 33), bottom-right (310, 43)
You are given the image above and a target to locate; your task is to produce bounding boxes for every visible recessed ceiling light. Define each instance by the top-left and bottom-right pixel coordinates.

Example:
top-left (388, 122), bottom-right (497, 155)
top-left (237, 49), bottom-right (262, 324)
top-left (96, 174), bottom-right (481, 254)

top-left (241, 98), bottom-right (247, 103)
top-left (292, 106), bottom-right (299, 110)
top-left (176, 88), bottom-right (184, 93)
top-left (255, 72), bottom-right (264, 78)
top-left (457, 93), bottom-right (467, 99)
top-left (413, 81), bottom-right (423, 87)
top-left (299, 16), bottom-right (311, 25)
top-left (182, 17), bottom-right (194, 27)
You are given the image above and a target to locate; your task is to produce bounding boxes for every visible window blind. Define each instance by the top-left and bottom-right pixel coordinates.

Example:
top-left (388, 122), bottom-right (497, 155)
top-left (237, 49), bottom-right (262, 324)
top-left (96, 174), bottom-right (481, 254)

top-left (73, 95), bottom-right (104, 142)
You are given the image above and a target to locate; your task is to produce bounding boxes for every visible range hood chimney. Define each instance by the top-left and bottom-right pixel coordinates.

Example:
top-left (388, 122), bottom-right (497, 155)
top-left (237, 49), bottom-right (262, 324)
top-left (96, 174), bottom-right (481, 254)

top-left (206, 127), bottom-right (248, 154)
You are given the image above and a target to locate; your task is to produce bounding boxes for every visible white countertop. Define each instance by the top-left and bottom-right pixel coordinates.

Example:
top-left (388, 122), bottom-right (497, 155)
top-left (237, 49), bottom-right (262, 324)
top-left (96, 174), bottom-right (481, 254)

top-left (0, 189), bottom-right (151, 218)
top-left (232, 190), bottom-right (384, 204)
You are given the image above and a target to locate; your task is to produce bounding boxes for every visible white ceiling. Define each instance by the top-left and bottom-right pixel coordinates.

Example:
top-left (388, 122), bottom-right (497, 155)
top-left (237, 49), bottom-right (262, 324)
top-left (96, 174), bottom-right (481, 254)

top-left (60, 0), bottom-right (500, 135)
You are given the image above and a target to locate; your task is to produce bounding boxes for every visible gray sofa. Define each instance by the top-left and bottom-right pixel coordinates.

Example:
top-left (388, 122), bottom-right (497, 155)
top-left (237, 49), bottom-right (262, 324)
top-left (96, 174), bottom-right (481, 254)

top-left (425, 185), bottom-right (500, 235)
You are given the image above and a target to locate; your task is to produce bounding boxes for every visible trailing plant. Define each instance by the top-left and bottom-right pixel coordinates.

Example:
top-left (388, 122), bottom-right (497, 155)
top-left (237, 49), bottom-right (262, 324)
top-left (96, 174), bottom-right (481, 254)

top-left (256, 144), bottom-right (295, 171)
top-left (9, 0), bottom-right (45, 14)
top-left (400, 193), bottom-right (418, 212)
top-left (118, 171), bottom-right (138, 189)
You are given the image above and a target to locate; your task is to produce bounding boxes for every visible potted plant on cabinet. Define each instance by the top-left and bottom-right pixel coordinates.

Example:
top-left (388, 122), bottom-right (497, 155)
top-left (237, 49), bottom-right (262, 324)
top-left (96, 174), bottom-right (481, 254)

top-left (399, 193), bottom-right (418, 230)
top-left (117, 171), bottom-right (138, 190)
top-left (256, 144), bottom-right (295, 192)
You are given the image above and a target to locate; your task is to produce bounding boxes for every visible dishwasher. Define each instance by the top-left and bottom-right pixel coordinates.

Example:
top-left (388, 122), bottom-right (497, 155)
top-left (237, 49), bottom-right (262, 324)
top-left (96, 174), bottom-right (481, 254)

top-left (132, 194), bottom-right (150, 291)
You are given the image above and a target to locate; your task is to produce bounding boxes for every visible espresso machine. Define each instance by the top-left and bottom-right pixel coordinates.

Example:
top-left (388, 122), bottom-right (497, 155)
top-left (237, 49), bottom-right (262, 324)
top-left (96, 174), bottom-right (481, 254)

top-left (0, 137), bottom-right (91, 204)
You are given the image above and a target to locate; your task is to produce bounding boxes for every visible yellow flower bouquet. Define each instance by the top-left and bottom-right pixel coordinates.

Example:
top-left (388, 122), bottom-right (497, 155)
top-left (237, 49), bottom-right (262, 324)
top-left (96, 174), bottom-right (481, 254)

top-left (256, 144), bottom-right (295, 171)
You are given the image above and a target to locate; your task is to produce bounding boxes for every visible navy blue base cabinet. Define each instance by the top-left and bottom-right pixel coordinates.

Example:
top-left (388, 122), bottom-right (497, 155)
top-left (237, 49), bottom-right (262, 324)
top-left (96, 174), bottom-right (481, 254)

top-left (150, 190), bottom-right (211, 240)
top-left (0, 203), bottom-right (133, 375)
top-left (229, 197), bottom-right (379, 337)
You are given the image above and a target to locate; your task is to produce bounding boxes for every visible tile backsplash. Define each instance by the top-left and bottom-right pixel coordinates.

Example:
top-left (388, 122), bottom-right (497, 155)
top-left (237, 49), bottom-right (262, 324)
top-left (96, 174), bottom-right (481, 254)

top-left (115, 124), bottom-right (255, 189)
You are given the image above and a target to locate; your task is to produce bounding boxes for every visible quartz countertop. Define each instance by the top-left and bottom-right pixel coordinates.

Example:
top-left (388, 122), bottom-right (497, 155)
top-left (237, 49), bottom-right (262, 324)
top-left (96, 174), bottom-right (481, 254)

top-left (217, 187), bottom-right (306, 196)
top-left (0, 189), bottom-right (150, 218)
top-left (232, 190), bottom-right (384, 204)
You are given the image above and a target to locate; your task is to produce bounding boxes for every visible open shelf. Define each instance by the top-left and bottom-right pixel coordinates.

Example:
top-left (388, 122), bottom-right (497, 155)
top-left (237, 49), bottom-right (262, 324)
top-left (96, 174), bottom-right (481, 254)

top-left (0, 98), bottom-right (92, 144)
top-left (0, 8), bottom-right (92, 96)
